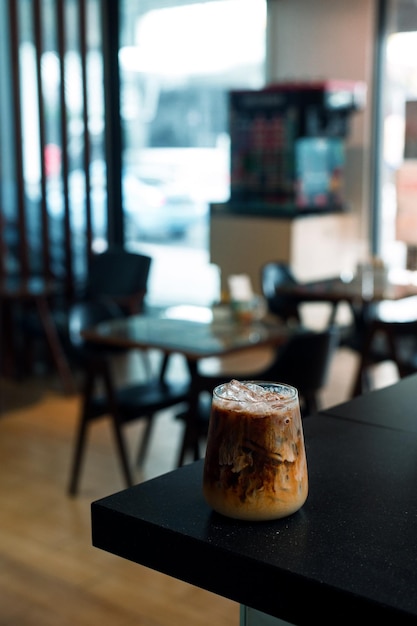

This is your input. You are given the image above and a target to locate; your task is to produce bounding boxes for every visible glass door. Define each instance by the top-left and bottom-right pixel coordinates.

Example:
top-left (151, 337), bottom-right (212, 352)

top-left (380, 0), bottom-right (417, 273)
top-left (119, 0), bottom-right (267, 307)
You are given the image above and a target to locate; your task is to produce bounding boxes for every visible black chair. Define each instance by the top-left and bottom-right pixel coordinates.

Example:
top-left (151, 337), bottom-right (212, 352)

top-left (261, 260), bottom-right (345, 329)
top-left (21, 248), bottom-right (153, 378)
top-left (176, 326), bottom-right (340, 465)
top-left (81, 248), bottom-right (152, 316)
top-left (83, 248), bottom-right (154, 376)
top-left (67, 300), bottom-right (190, 495)
top-left (261, 261), bottom-right (302, 324)
top-left (351, 296), bottom-right (417, 396)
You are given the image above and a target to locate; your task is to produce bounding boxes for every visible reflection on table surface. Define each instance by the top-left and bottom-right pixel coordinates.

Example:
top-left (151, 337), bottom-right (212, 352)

top-left (81, 304), bottom-right (290, 360)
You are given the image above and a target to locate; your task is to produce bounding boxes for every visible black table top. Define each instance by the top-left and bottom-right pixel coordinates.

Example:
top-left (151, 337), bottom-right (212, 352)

top-left (322, 372), bottom-right (417, 433)
top-left (91, 412), bottom-right (417, 626)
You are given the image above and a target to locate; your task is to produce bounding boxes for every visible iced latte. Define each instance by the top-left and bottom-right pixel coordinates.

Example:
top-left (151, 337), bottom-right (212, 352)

top-left (203, 380), bottom-right (308, 521)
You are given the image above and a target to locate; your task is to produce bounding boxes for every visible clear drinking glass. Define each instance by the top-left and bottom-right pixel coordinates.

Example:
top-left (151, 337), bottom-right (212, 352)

top-left (203, 380), bottom-right (308, 521)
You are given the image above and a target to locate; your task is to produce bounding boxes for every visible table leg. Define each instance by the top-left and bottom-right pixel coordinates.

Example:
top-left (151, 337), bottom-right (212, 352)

top-left (348, 300), bottom-right (376, 398)
top-left (176, 359), bottom-right (203, 466)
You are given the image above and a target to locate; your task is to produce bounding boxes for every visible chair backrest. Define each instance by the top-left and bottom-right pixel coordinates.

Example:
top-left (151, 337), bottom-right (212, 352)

top-left (260, 261), bottom-right (301, 322)
top-left (85, 249), bottom-right (152, 314)
top-left (260, 326), bottom-right (340, 412)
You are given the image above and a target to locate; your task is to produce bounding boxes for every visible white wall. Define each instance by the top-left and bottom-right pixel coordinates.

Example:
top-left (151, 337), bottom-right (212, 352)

top-left (266, 0), bottom-right (376, 243)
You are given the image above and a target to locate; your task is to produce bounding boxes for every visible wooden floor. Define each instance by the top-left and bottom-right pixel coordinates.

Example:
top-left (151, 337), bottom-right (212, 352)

top-left (0, 332), bottom-right (399, 625)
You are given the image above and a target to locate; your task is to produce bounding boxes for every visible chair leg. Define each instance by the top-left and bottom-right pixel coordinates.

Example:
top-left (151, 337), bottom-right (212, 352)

top-left (136, 417), bottom-right (154, 468)
top-left (176, 425), bottom-right (188, 468)
top-left (109, 418), bottom-right (134, 488)
top-left (352, 366), bottom-right (373, 397)
top-left (101, 362), bottom-right (134, 488)
top-left (67, 412), bottom-right (89, 496)
top-left (350, 323), bottom-right (377, 397)
top-left (176, 417), bottom-right (201, 467)
top-left (326, 302), bottom-right (339, 326)
top-left (68, 370), bottom-right (95, 496)
top-left (303, 393), bottom-right (318, 417)
top-left (351, 367), bottom-right (362, 397)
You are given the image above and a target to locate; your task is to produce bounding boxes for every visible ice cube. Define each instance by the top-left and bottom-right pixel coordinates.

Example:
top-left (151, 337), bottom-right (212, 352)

top-left (224, 380), bottom-right (268, 403)
top-left (221, 380), bottom-right (289, 411)
top-left (260, 390), bottom-right (286, 409)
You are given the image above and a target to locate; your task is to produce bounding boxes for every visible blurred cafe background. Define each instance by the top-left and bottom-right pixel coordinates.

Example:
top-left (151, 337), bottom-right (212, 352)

top-left (2, 1), bottom-right (417, 624)
top-left (4, 0), bottom-right (417, 309)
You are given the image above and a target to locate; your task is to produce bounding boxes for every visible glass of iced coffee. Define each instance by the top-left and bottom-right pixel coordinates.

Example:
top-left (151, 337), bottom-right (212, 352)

top-left (203, 379), bottom-right (308, 521)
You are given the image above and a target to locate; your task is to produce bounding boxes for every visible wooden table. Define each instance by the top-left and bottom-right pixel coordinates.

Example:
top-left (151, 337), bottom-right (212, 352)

top-left (91, 373), bottom-right (417, 625)
top-left (0, 276), bottom-right (75, 394)
top-left (81, 305), bottom-right (291, 462)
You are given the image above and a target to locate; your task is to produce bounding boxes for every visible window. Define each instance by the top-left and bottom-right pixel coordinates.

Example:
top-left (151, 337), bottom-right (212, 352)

top-left (380, 0), bottom-right (417, 271)
top-left (119, 0), bottom-right (266, 305)
top-left (0, 0), bottom-right (266, 306)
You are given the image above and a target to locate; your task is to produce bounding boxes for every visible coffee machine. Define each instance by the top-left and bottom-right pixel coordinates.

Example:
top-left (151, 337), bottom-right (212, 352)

top-left (228, 80), bottom-right (366, 212)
